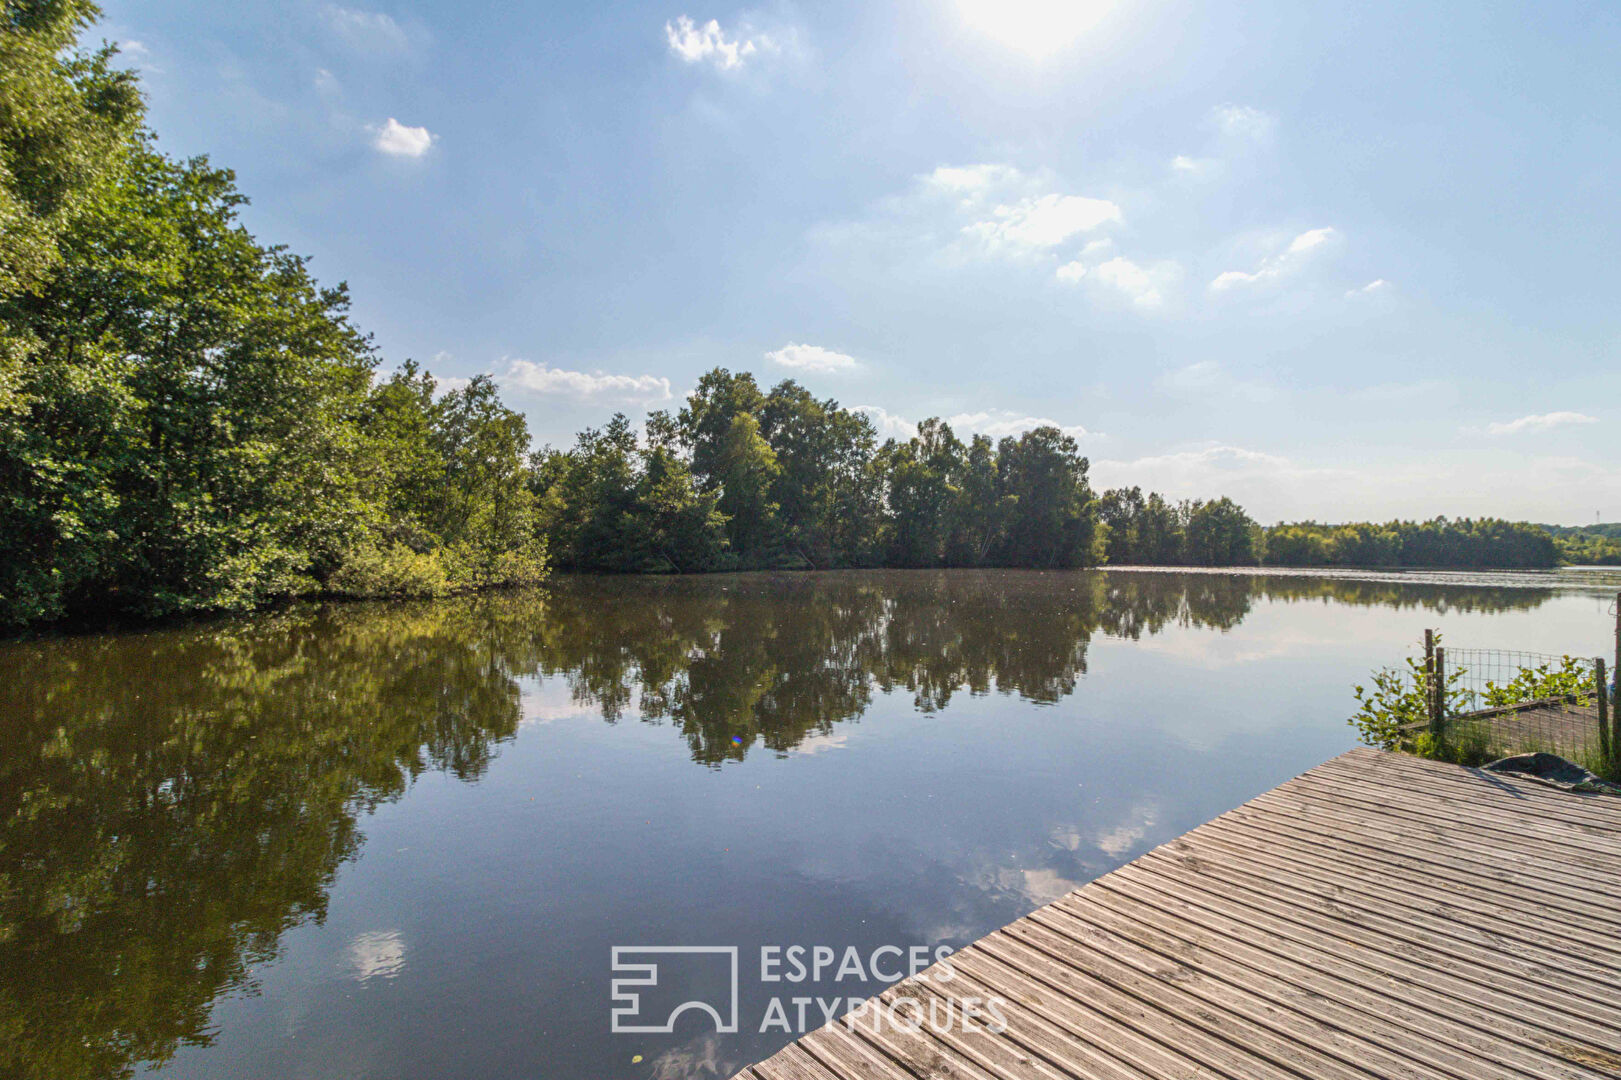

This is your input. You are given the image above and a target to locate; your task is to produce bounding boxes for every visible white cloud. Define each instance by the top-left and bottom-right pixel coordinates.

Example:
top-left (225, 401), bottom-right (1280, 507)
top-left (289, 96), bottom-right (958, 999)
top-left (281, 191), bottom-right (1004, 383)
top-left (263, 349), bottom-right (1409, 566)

top-left (850, 405), bottom-right (918, 441)
top-left (372, 117), bottom-right (434, 157)
top-left (1286, 227), bottom-right (1337, 255)
top-left (1214, 104), bottom-right (1275, 139)
top-left (923, 163), bottom-right (1023, 195)
top-left (1486, 411), bottom-right (1598, 436)
top-left (851, 405), bottom-right (1091, 442)
top-left (964, 192), bottom-right (1121, 253)
top-left (815, 162), bottom-right (1166, 312)
top-left (1092, 256), bottom-right (1175, 307)
top-left (1170, 154), bottom-right (1217, 178)
top-left (1210, 226), bottom-right (1339, 291)
top-left (664, 15), bottom-right (773, 70)
top-left (325, 6), bottom-right (411, 52)
top-left (877, 163), bottom-right (1121, 258)
top-left (500, 359), bottom-right (673, 403)
top-left (1346, 278), bottom-right (1390, 297)
top-left (765, 343), bottom-right (859, 373)
top-left (949, 410), bottom-right (1091, 441)
top-left (115, 40), bottom-right (161, 73)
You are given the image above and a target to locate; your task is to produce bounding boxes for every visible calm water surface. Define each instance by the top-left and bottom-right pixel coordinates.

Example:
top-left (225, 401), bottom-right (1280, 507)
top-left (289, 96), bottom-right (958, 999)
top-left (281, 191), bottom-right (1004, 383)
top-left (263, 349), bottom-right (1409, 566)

top-left (2, 569), bottom-right (1618, 1080)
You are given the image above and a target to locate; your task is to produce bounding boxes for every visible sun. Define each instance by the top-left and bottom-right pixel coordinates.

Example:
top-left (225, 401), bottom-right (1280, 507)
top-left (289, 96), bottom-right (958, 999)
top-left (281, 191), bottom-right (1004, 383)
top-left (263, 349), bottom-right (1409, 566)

top-left (955, 0), bottom-right (1116, 58)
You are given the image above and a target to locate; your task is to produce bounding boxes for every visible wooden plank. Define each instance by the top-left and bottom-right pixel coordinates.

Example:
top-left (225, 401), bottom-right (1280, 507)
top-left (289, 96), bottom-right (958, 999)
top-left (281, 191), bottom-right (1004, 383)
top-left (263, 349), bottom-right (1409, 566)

top-left (1116, 854), bottom-right (1621, 1035)
top-left (1030, 903), bottom-right (1539, 1080)
top-left (1069, 877), bottom-right (1608, 1079)
top-left (753, 1043), bottom-right (853, 1080)
top-left (1327, 751), bottom-right (1621, 827)
top-left (966, 931), bottom-right (1312, 1080)
top-left (1214, 799), bottom-right (1621, 939)
top-left (731, 749), bottom-right (1621, 1080)
top-left (1230, 793), bottom-right (1621, 926)
top-left (1245, 781), bottom-right (1621, 899)
top-left (1151, 826), bottom-right (1621, 978)
top-left (1128, 846), bottom-right (1621, 1025)
top-left (1316, 755), bottom-right (1621, 833)
top-left (1297, 766), bottom-right (1621, 866)
top-left (1312, 758), bottom-right (1621, 837)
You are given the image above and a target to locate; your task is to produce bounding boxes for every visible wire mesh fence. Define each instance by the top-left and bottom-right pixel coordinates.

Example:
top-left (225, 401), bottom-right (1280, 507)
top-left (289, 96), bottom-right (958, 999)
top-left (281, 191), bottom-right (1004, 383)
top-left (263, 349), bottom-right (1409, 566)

top-left (1433, 645), bottom-right (1611, 768)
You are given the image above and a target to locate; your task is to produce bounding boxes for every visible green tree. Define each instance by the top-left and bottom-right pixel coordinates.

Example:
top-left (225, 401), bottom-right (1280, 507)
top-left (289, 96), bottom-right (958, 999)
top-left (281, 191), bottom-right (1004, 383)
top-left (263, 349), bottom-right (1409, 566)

top-left (758, 379), bottom-right (878, 567)
top-left (995, 426), bottom-right (1098, 568)
top-left (676, 367), bottom-right (765, 491)
top-left (1182, 497), bottom-right (1259, 566)
top-left (2, 145), bottom-right (380, 622)
top-left (879, 418), bottom-right (964, 567)
top-left (713, 411), bottom-right (780, 558)
top-left (0, 1), bottom-right (141, 304)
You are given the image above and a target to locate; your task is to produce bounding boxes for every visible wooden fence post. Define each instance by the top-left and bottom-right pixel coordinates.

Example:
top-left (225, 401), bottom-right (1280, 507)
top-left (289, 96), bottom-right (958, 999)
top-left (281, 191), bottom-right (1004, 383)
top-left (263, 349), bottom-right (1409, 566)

top-left (1432, 645), bottom-right (1447, 738)
top-left (1424, 629), bottom-right (1437, 731)
top-left (1598, 657), bottom-right (1611, 768)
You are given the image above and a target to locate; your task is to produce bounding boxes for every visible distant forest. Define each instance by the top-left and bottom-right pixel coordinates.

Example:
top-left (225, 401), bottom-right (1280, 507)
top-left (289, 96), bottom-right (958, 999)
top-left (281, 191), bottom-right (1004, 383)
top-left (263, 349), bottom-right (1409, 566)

top-left (0, 5), bottom-right (1602, 631)
top-left (1537, 524), bottom-right (1621, 565)
top-left (537, 395), bottom-right (1570, 575)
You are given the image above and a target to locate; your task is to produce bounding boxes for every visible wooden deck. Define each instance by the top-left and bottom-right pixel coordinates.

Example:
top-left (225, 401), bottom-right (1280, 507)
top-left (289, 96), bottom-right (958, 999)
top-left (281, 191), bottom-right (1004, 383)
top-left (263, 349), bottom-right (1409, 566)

top-left (731, 747), bottom-right (1621, 1080)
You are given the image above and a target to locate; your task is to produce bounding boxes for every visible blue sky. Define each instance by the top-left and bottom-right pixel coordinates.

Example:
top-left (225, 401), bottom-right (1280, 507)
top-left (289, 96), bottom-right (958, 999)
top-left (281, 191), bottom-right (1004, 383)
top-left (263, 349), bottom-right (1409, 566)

top-left (100, 0), bottom-right (1618, 523)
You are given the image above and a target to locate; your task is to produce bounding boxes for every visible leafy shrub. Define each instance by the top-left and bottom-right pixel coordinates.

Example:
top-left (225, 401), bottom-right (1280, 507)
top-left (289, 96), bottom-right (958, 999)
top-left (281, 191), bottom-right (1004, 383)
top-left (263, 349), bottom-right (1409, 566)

top-left (1481, 656), bottom-right (1597, 708)
top-left (1349, 641), bottom-right (1467, 750)
top-left (328, 543), bottom-right (451, 599)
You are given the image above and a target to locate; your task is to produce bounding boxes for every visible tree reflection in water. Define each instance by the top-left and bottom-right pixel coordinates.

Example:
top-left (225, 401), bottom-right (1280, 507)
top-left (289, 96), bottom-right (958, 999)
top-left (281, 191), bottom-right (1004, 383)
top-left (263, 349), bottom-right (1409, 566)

top-left (0, 570), bottom-right (1553, 1079)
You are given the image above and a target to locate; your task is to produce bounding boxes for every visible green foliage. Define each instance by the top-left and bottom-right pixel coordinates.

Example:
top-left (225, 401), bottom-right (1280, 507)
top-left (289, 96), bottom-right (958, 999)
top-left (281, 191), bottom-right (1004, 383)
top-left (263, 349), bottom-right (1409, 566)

top-left (1353, 644), bottom-right (1605, 773)
top-left (995, 425), bottom-right (1099, 568)
top-left (1102, 504), bottom-right (1564, 570)
top-left (1261, 517), bottom-right (1559, 568)
top-left (534, 375), bottom-right (1102, 573)
top-left (1545, 523), bottom-right (1621, 565)
top-left (1097, 487), bottom-right (1258, 566)
top-left (537, 413), bottom-right (728, 573)
top-left (1184, 496), bottom-right (1260, 566)
top-left (0, 12), bottom-right (547, 627)
top-left (328, 541), bottom-right (452, 598)
top-left (0, 1), bottom-right (142, 302)
top-left (1349, 644), bottom-right (1467, 750)
top-left (1480, 655), bottom-right (1598, 707)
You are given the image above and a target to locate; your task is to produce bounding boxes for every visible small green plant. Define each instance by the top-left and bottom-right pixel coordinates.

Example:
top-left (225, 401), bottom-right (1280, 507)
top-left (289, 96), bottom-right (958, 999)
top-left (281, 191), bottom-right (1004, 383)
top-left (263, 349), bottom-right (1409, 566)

top-left (1481, 656), bottom-right (1597, 708)
top-left (1349, 644), bottom-right (1468, 751)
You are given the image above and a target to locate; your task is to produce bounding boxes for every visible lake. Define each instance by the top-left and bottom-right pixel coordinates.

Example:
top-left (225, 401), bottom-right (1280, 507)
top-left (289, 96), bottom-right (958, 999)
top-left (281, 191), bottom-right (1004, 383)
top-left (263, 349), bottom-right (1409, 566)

top-left (2, 568), bottom-right (1618, 1080)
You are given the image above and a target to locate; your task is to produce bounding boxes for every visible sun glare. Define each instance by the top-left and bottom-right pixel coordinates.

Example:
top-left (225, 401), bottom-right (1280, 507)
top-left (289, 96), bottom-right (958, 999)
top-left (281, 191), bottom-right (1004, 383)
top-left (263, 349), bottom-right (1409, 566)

top-left (956, 0), bottom-right (1116, 58)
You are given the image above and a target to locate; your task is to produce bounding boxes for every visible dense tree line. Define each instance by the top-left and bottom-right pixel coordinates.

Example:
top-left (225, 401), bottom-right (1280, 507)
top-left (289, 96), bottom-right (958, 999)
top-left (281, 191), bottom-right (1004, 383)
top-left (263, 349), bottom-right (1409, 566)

top-left (1097, 488), bottom-right (1262, 566)
top-left (533, 368), bottom-right (1102, 573)
top-left (1095, 487), bottom-right (1562, 569)
top-left (1542, 524), bottom-right (1621, 566)
top-left (1260, 518), bottom-right (1559, 568)
top-left (0, 3), bottom-right (544, 628)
